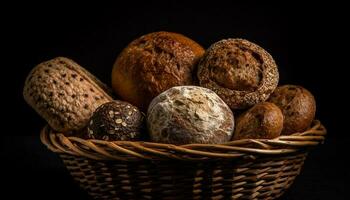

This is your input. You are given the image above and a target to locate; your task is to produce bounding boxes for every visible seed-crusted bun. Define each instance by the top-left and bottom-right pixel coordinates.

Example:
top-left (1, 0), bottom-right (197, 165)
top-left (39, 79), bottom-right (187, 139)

top-left (87, 101), bottom-right (144, 141)
top-left (233, 102), bottom-right (283, 140)
top-left (23, 57), bottom-right (113, 133)
top-left (112, 31), bottom-right (205, 111)
top-left (197, 39), bottom-right (279, 110)
top-left (268, 85), bottom-right (316, 135)
top-left (147, 86), bottom-right (234, 145)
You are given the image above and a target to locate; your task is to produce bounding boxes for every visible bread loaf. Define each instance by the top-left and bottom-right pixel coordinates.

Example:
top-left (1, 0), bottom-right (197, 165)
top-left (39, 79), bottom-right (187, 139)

top-left (87, 101), bottom-right (144, 141)
top-left (147, 86), bottom-right (234, 145)
top-left (233, 102), bottom-right (283, 140)
top-left (23, 57), bottom-right (113, 132)
top-left (268, 85), bottom-right (316, 135)
top-left (197, 39), bottom-right (279, 109)
top-left (112, 31), bottom-right (205, 111)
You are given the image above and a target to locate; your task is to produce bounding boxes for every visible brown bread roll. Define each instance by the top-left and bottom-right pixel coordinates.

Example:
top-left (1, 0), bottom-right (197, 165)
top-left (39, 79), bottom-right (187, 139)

top-left (23, 57), bottom-right (113, 133)
top-left (112, 31), bottom-right (205, 111)
top-left (197, 38), bottom-right (279, 110)
top-left (268, 85), bottom-right (316, 135)
top-left (87, 101), bottom-right (144, 141)
top-left (147, 86), bottom-right (234, 145)
top-left (233, 102), bottom-right (283, 140)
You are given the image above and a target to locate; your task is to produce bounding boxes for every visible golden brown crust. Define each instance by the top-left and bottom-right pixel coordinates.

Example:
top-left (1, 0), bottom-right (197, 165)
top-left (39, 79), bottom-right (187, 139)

top-left (112, 31), bottom-right (205, 111)
top-left (268, 85), bottom-right (316, 135)
top-left (197, 39), bottom-right (279, 110)
top-left (233, 102), bottom-right (283, 140)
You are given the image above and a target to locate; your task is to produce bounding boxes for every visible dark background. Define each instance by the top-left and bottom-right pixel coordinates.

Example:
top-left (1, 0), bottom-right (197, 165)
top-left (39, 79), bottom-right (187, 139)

top-left (1, 1), bottom-right (347, 199)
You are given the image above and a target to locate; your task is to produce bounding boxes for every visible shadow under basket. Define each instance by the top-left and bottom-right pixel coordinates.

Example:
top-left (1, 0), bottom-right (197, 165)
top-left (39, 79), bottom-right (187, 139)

top-left (40, 120), bottom-right (326, 200)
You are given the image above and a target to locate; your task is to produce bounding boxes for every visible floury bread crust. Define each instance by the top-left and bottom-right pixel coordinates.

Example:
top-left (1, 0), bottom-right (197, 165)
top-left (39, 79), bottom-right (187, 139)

top-left (197, 39), bottom-right (279, 110)
top-left (112, 31), bottom-right (205, 111)
top-left (23, 57), bottom-right (113, 133)
top-left (147, 86), bottom-right (234, 145)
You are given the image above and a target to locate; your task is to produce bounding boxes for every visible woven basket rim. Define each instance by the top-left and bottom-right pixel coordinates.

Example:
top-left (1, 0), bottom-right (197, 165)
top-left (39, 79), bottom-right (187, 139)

top-left (40, 120), bottom-right (326, 161)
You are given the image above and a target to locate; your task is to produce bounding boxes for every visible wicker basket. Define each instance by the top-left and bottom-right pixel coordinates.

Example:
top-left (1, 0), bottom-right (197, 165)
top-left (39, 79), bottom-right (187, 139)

top-left (40, 120), bottom-right (326, 200)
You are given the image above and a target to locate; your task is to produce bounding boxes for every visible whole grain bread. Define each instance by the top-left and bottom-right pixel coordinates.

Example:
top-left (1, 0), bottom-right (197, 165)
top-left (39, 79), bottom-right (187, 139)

top-left (197, 39), bottom-right (279, 110)
top-left (23, 57), bottom-right (113, 133)
top-left (87, 101), bottom-right (144, 141)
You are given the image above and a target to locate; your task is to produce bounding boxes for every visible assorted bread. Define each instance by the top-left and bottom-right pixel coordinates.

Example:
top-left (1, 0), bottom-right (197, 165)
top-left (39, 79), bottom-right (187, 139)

top-left (24, 31), bottom-right (318, 145)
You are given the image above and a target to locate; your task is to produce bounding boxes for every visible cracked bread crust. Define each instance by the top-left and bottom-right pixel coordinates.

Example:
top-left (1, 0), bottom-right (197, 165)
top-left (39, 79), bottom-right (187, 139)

top-left (112, 31), bottom-right (205, 111)
top-left (197, 39), bottom-right (279, 110)
top-left (147, 86), bottom-right (234, 145)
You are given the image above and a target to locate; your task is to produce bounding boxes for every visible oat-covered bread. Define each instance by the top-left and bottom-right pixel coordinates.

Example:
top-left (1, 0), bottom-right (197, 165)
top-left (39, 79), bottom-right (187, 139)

top-left (112, 31), bottom-right (205, 111)
top-left (147, 86), bottom-right (234, 145)
top-left (197, 39), bottom-right (279, 110)
top-left (233, 102), bottom-right (283, 140)
top-left (23, 57), bottom-right (113, 132)
top-left (87, 101), bottom-right (144, 141)
top-left (268, 85), bottom-right (316, 135)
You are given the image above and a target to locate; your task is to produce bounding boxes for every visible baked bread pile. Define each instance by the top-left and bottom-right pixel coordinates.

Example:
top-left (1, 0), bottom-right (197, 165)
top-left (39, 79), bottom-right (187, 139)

top-left (24, 31), bottom-right (316, 145)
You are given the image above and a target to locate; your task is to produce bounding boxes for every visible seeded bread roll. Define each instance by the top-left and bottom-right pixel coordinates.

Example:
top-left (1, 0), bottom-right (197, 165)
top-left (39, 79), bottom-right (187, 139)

top-left (233, 102), bottom-right (283, 140)
top-left (197, 39), bottom-right (279, 110)
top-left (23, 57), bottom-right (113, 133)
top-left (112, 31), bottom-right (205, 111)
top-left (268, 85), bottom-right (316, 135)
top-left (147, 86), bottom-right (234, 145)
top-left (87, 101), bottom-right (144, 141)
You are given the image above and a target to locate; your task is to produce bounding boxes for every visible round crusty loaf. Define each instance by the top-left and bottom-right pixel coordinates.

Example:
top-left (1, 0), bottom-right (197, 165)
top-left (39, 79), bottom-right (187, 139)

top-left (112, 31), bottom-right (205, 111)
top-left (87, 101), bottom-right (144, 141)
top-left (268, 85), bottom-right (316, 135)
top-left (147, 86), bottom-right (234, 145)
top-left (233, 102), bottom-right (283, 140)
top-left (197, 39), bottom-right (279, 110)
top-left (23, 57), bottom-right (113, 133)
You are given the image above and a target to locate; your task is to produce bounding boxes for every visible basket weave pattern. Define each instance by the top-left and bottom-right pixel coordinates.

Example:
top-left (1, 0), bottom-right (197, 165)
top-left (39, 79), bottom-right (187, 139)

top-left (41, 121), bottom-right (326, 200)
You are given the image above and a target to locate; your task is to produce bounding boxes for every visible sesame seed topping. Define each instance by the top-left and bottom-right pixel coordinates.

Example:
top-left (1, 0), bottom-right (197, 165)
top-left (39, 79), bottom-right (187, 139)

top-left (115, 119), bottom-right (123, 124)
top-left (128, 111), bottom-right (132, 115)
top-left (122, 122), bottom-right (127, 127)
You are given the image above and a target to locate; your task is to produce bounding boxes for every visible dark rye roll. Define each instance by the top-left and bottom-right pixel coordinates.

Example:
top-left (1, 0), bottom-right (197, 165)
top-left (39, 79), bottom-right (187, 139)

top-left (268, 85), bottom-right (316, 135)
top-left (112, 31), bottom-right (205, 111)
top-left (87, 101), bottom-right (144, 141)
top-left (197, 39), bottom-right (279, 110)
